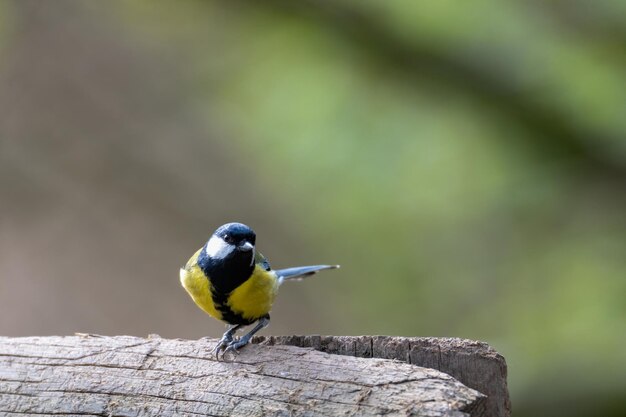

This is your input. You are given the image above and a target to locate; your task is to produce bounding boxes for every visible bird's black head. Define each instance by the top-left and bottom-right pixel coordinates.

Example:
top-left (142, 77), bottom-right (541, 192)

top-left (198, 223), bottom-right (257, 293)
top-left (213, 222), bottom-right (256, 249)
top-left (198, 223), bottom-right (256, 266)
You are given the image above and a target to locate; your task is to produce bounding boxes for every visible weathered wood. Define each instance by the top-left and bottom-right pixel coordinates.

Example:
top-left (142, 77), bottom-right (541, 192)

top-left (0, 335), bottom-right (490, 417)
top-left (253, 335), bottom-right (510, 417)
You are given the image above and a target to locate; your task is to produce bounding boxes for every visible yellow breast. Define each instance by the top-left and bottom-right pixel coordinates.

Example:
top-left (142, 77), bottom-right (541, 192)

top-left (227, 265), bottom-right (279, 321)
top-left (179, 248), bottom-right (279, 323)
top-left (180, 249), bottom-right (223, 320)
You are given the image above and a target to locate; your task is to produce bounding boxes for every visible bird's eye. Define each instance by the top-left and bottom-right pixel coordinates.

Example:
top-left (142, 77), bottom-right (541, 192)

top-left (223, 234), bottom-right (234, 244)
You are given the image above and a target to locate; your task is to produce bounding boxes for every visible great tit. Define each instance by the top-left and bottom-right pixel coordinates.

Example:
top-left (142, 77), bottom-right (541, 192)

top-left (180, 222), bottom-right (338, 358)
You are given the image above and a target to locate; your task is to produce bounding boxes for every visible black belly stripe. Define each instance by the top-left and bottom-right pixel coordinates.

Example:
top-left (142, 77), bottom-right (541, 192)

top-left (210, 286), bottom-right (255, 325)
top-left (197, 245), bottom-right (257, 325)
top-left (215, 301), bottom-right (255, 325)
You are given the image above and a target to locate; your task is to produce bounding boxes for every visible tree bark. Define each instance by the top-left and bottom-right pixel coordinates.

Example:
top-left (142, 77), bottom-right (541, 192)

top-left (0, 335), bottom-right (504, 417)
top-left (253, 335), bottom-right (510, 417)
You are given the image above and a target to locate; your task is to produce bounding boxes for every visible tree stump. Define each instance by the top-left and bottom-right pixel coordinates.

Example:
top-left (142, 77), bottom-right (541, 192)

top-left (0, 335), bottom-right (509, 416)
top-left (253, 335), bottom-right (510, 417)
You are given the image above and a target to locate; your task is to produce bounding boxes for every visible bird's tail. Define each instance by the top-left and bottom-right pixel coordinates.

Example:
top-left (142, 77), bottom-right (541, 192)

top-left (276, 265), bottom-right (339, 285)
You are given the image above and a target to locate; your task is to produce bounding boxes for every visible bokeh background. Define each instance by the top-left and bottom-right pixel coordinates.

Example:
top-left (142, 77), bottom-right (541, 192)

top-left (1, 1), bottom-right (625, 416)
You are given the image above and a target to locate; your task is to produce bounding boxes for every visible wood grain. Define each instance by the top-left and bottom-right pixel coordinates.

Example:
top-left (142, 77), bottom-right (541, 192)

top-left (0, 335), bottom-right (494, 416)
top-left (254, 335), bottom-right (510, 417)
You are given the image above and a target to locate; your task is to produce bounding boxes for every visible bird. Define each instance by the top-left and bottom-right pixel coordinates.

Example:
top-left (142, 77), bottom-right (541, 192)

top-left (179, 222), bottom-right (339, 358)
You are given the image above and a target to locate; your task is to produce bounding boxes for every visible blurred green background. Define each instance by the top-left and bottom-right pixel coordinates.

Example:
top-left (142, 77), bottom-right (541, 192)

top-left (1, 1), bottom-right (625, 416)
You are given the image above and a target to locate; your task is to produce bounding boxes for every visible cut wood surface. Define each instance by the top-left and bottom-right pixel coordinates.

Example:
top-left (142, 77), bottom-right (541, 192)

top-left (253, 335), bottom-right (510, 417)
top-left (0, 335), bottom-right (504, 417)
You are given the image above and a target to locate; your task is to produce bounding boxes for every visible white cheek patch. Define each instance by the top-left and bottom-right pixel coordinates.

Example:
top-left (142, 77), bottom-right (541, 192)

top-left (205, 236), bottom-right (235, 259)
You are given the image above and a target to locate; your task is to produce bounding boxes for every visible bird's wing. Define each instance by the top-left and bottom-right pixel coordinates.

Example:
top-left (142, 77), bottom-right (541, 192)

top-left (255, 250), bottom-right (272, 271)
top-left (183, 248), bottom-right (204, 271)
top-left (275, 265), bottom-right (339, 285)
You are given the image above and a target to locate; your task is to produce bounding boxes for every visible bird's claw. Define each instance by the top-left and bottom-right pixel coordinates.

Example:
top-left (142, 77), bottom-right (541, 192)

top-left (212, 336), bottom-right (233, 360)
top-left (211, 318), bottom-right (267, 360)
top-left (213, 338), bottom-right (250, 361)
top-left (222, 344), bottom-right (241, 358)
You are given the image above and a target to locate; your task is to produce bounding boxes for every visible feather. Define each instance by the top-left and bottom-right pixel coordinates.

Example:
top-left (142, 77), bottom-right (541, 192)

top-left (276, 265), bottom-right (339, 285)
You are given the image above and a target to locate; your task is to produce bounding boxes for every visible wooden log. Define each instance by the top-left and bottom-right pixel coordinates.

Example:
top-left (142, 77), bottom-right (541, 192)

top-left (254, 335), bottom-right (510, 417)
top-left (0, 335), bottom-right (495, 417)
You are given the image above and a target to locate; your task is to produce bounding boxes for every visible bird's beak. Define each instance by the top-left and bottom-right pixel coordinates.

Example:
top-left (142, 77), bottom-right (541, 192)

top-left (239, 241), bottom-right (254, 252)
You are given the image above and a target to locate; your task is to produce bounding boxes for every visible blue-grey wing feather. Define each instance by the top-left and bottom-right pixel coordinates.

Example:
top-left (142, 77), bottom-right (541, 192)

top-left (275, 265), bottom-right (339, 284)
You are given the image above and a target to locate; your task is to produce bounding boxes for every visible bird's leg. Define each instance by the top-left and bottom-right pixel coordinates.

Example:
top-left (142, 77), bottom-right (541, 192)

top-left (213, 324), bottom-right (243, 359)
top-left (224, 316), bottom-right (270, 356)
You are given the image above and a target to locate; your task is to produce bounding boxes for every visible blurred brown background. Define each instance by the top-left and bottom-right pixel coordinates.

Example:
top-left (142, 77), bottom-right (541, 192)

top-left (1, 1), bottom-right (625, 416)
